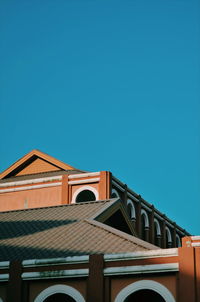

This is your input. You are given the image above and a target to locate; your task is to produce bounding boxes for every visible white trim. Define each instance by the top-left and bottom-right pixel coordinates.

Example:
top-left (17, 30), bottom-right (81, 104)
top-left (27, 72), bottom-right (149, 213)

top-left (0, 261), bottom-right (9, 269)
top-left (104, 249), bottom-right (178, 262)
top-left (141, 209), bottom-right (149, 228)
top-left (154, 218), bottom-right (161, 236)
top-left (111, 188), bottom-right (120, 198)
top-left (114, 280), bottom-right (176, 302)
top-left (68, 177), bottom-right (100, 185)
top-left (22, 255), bottom-right (89, 268)
top-left (112, 181), bottom-right (125, 192)
top-left (104, 248), bottom-right (178, 262)
top-left (176, 234), bottom-right (181, 247)
top-left (192, 242), bottom-right (200, 247)
top-left (0, 176), bottom-right (62, 188)
top-left (72, 186), bottom-right (99, 203)
top-left (68, 172), bottom-right (100, 179)
top-left (0, 182), bottom-right (61, 193)
top-left (166, 226), bottom-right (172, 243)
top-left (0, 274), bottom-right (9, 281)
top-left (104, 263), bottom-right (179, 276)
top-left (127, 199), bottom-right (136, 219)
top-left (22, 269), bottom-right (89, 280)
top-left (34, 284), bottom-right (85, 302)
top-left (191, 236), bottom-right (200, 241)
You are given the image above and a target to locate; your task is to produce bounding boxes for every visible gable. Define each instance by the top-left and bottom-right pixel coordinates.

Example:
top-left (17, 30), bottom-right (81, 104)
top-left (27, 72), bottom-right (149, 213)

top-left (0, 150), bottom-right (78, 179)
top-left (93, 199), bottom-right (137, 237)
top-left (15, 157), bottom-right (61, 176)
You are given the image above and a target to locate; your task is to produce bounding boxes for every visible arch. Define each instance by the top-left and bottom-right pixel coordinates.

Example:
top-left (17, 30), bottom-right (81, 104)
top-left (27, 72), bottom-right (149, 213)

top-left (165, 226), bottom-right (172, 243)
top-left (154, 218), bottom-right (161, 236)
top-left (111, 188), bottom-right (120, 199)
top-left (127, 199), bottom-right (136, 220)
top-left (114, 280), bottom-right (176, 302)
top-left (176, 234), bottom-right (181, 247)
top-left (141, 209), bottom-right (149, 227)
top-left (34, 284), bottom-right (85, 302)
top-left (71, 186), bottom-right (99, 203)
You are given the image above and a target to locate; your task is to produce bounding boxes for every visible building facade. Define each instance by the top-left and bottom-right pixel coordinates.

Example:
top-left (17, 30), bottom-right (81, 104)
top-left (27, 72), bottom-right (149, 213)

top-left (0, 150), bottom-right (199, 302)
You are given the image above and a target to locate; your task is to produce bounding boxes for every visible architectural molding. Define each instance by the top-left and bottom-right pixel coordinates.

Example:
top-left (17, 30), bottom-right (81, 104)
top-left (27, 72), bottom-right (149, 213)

top-left (22, 269), bottom-right (89, 280)
top-left (104, 263), bottom-right (179, 276)
top-left (0, 176), bottom-right (62, 188)
top-left (34, 284), bottom-right (85, 302)
top-left (0, 182), bottom-right (61, 193)
top-left (111, 188), bottom-right (120, 198)
top-left (114, 280), bottom-right (176, 302)
top-left (127, 199), bottom-right (136, 219)
top-left (68, 172), bottom-right (100, 179)
top-left (104, 248), bottom-right (178, 262)
top-left (154, 218), bottom-right (161, 236)
top-left (71, 185), bottom-right (99, 203)
top-left (112, 180), bottom-right (125, 192)
top-left (141, 209), bottom-right (150, 227)
top-left (68, 177), bottom-right (100, 185)
top-left (22, 255), bottom-right (89, 268)
top-left (0, 274), bottom-right (9, 282)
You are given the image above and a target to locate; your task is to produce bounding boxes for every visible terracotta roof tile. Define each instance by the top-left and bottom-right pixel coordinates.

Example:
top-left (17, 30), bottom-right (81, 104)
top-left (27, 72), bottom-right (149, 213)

top-left (0, 200), bottom-right (156, 261)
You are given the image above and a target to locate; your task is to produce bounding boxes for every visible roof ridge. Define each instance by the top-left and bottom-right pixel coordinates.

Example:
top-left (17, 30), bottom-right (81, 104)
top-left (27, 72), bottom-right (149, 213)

top-left (84, 219), bottom-right (158, 250)
top-left (0, 199), bottom-right (113, 214)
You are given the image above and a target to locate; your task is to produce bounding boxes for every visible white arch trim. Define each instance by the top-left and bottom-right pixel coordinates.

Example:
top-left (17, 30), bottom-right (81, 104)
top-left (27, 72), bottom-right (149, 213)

top-left (154, 218), bottom-right (161, 235)
top-left (71, 185), bottom-right (99, 203)
top-left (34, 284), bottom-right (85, 302)
top-left (127, 199), bottom-right (136, 219)
top-left (111, 188), bottom-right (120, 198)
top-left (176, 234), bottom-right (181, 247)
top-left (141, 209), bottom-right (149, 227)
top-left (166, 226), bottom-right (172, 243)
top-left (114, 280), bottom-right (176, 302)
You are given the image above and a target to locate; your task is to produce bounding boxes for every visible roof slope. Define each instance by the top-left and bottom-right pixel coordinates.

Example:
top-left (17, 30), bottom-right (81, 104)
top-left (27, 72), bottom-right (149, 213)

top-left (0, 199), bottom-right (157, 261)
top-left (0, 150), bottom-right (82, 179)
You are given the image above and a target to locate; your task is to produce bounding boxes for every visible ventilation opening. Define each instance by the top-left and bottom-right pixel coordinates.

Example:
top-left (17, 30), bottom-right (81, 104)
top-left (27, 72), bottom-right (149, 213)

top-left (76, 190), bottom-right (96, 203)
top-left (125, 289), bottom-right (165, 302)
top-left (44, 293), bottom-right (76, 302)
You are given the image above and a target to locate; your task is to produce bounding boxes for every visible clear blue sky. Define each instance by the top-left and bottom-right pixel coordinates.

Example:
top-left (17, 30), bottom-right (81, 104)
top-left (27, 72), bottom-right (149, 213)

top-left (0, 0), bottom-right (199, 235)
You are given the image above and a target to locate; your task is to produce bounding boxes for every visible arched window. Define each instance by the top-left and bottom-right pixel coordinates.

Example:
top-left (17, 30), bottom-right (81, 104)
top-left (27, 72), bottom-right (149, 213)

top-left (127, 199), bottom-right (136, 221)
top-left (72, 186), bottom-right (98, 203)
top-left (154, 218), bottom-right (161, 247)
top-left (44, 293), bottom-right (75, 302)
top-left (114, 280), bottom-right (176, 302)
top-left (141, 209), bottom-right (149, 241)
top-left (34, 284), bottom-right (85, 302)
top-left (124, 289), bottom-right (165, 302)
top-left (165, 227), bottom-right (172, 248)
top-left (111, 188), bottom-right (120, 199)
top-left (176, 234), bottom-right (181, 247)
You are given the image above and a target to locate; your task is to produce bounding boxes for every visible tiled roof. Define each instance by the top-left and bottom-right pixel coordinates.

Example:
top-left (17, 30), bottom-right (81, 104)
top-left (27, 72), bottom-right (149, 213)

top-left (0, 200), bottom-right (157, 261)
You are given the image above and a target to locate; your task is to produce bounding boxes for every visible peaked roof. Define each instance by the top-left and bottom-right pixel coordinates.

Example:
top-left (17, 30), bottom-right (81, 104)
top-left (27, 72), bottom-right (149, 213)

top-left (0, 199), bottom-right (158, 261)
top-left (0, 150), bottom-right (81, 179)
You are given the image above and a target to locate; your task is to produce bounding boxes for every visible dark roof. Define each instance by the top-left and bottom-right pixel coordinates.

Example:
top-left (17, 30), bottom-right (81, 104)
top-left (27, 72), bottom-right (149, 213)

top-left (0, 199), bottom-right (157, 261)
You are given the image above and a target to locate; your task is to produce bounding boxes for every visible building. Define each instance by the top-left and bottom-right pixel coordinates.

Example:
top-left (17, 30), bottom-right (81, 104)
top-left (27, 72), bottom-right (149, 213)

top-left (0, 150), bottom-right (199, 302)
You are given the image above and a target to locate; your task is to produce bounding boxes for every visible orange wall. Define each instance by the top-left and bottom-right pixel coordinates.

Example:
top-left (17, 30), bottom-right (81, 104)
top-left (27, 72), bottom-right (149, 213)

top-left (111, 274), bottom-right (177, 301)
top-left (0, 186), bottom-right (62, 211)
top-left (29, 279), bottom-right (87, 302)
